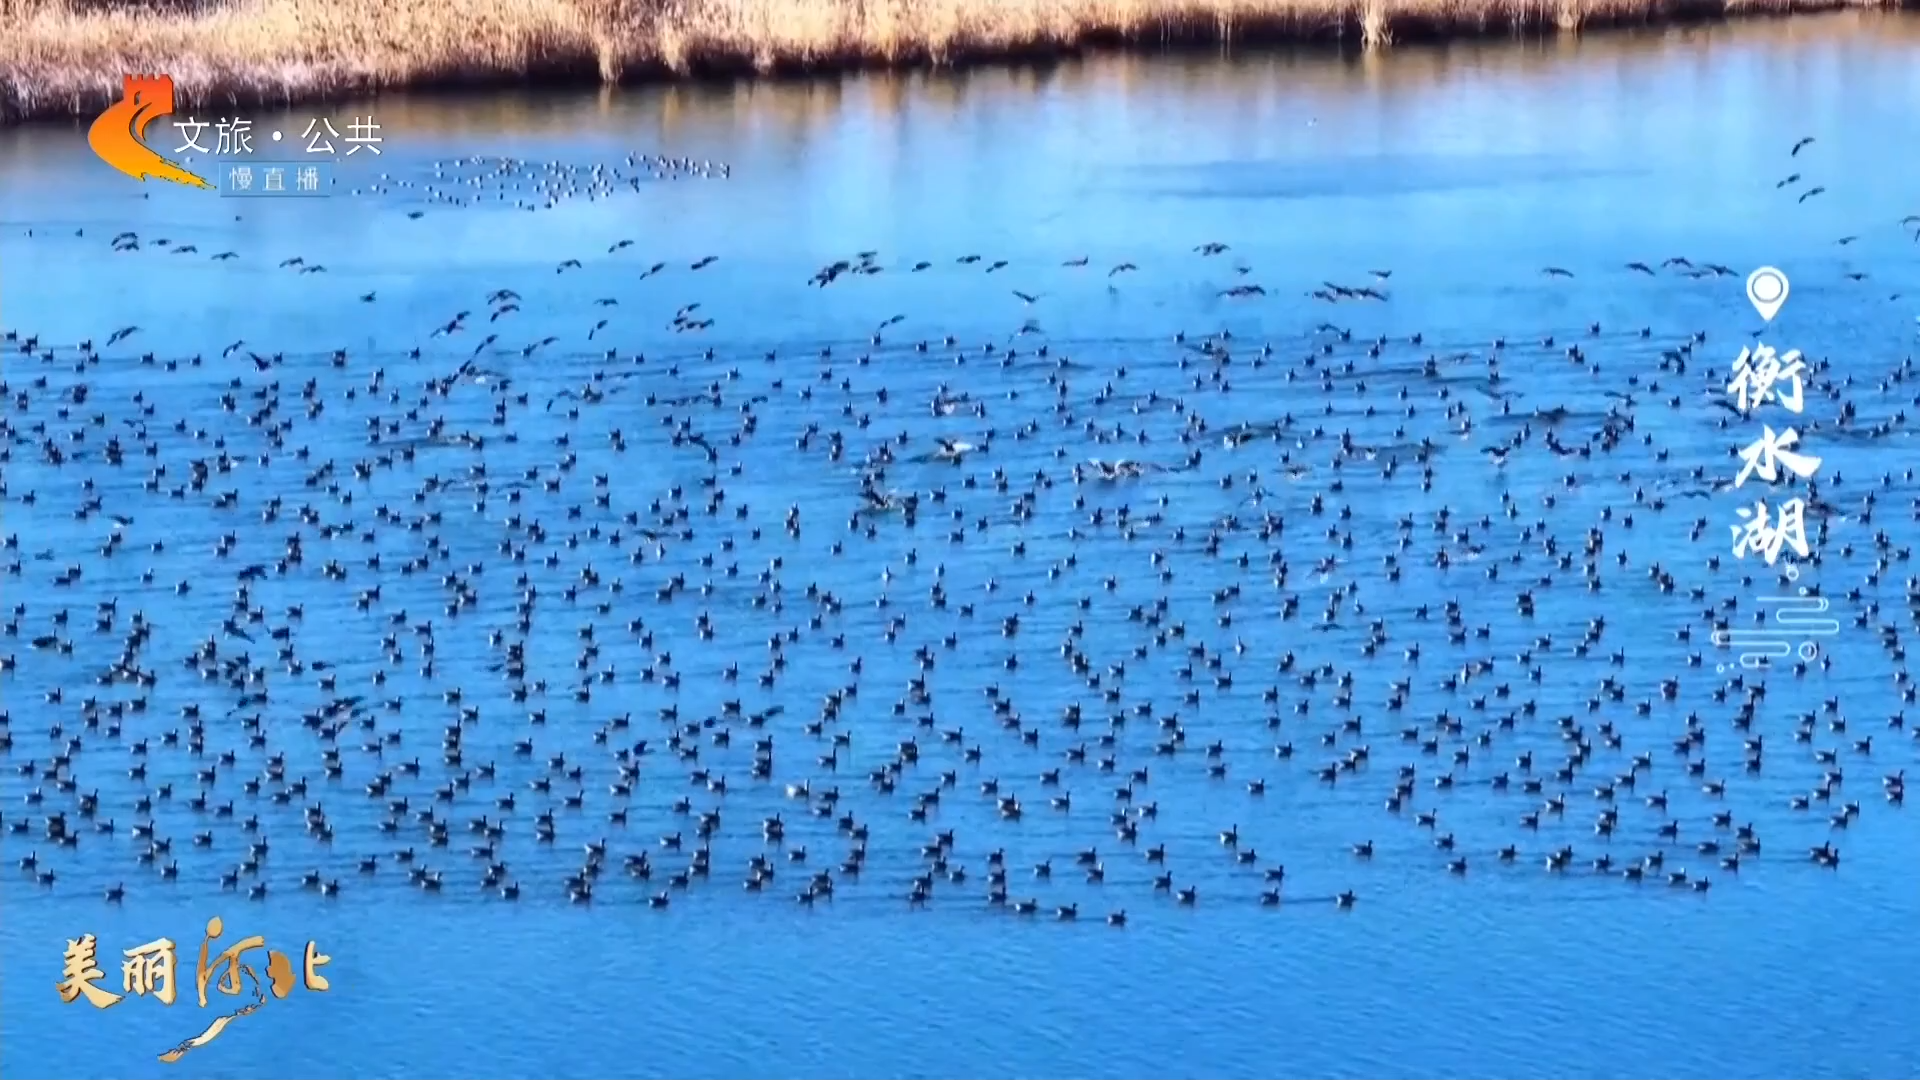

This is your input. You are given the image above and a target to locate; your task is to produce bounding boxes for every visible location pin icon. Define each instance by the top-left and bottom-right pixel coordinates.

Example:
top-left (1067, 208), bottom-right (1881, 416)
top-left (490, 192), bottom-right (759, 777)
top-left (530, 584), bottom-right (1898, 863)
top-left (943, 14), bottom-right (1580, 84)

top-left (1747, 267), bottom-right (1789, 322)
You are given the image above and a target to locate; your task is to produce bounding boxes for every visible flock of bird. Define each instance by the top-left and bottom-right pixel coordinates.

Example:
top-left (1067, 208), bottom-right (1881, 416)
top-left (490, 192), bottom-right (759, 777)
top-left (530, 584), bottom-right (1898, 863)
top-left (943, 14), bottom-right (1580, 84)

top-left (2, 132), bottom-right (1916, 928)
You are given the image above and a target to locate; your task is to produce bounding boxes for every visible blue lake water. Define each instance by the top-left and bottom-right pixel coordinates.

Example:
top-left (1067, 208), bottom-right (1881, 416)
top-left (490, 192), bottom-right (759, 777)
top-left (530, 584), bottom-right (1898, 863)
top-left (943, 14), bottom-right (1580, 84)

top-left (3, 14), bottom-right (1920, 1079)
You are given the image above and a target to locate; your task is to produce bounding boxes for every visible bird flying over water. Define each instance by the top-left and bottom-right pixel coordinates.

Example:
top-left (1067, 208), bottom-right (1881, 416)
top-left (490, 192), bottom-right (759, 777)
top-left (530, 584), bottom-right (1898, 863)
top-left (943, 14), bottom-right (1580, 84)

top-left (12, 139), bottom-right (1913, 949)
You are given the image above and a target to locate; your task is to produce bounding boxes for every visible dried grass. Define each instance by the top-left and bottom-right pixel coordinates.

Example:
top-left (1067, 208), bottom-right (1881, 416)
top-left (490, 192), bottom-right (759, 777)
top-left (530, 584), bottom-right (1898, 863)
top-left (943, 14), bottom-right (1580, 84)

top-left (0, 0), bottom-right (1903, 124)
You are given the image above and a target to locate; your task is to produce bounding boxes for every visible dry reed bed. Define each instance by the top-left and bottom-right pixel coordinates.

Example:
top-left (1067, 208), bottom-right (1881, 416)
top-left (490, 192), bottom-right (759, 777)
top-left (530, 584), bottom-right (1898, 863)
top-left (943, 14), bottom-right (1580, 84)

top-left (0, 0), bottom-right (1906, 124)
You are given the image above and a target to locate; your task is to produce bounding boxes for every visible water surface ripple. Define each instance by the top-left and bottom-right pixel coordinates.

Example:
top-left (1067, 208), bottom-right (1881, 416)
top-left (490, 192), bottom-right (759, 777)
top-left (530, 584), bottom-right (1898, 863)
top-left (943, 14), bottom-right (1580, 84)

top-left (2, 16), bottom-right (1919, 1080)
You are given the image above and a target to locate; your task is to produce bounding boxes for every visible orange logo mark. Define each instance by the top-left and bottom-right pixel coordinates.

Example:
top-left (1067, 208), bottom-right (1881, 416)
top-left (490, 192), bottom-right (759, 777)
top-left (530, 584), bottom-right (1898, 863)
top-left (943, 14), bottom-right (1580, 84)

top-left (88, 74), bottom-right (213, 190)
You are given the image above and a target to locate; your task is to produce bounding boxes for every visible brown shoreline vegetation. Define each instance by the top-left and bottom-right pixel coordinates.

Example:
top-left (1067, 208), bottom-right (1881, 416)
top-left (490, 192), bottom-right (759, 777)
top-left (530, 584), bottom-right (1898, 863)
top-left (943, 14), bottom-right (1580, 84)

top-left (0, 0), bottom-right (1910, 125)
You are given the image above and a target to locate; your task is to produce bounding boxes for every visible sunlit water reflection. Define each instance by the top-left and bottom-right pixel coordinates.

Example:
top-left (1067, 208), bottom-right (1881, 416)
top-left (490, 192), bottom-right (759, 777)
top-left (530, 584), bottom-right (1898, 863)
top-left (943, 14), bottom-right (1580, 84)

top-left (3, 14), bottom-right (1919, 1080)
